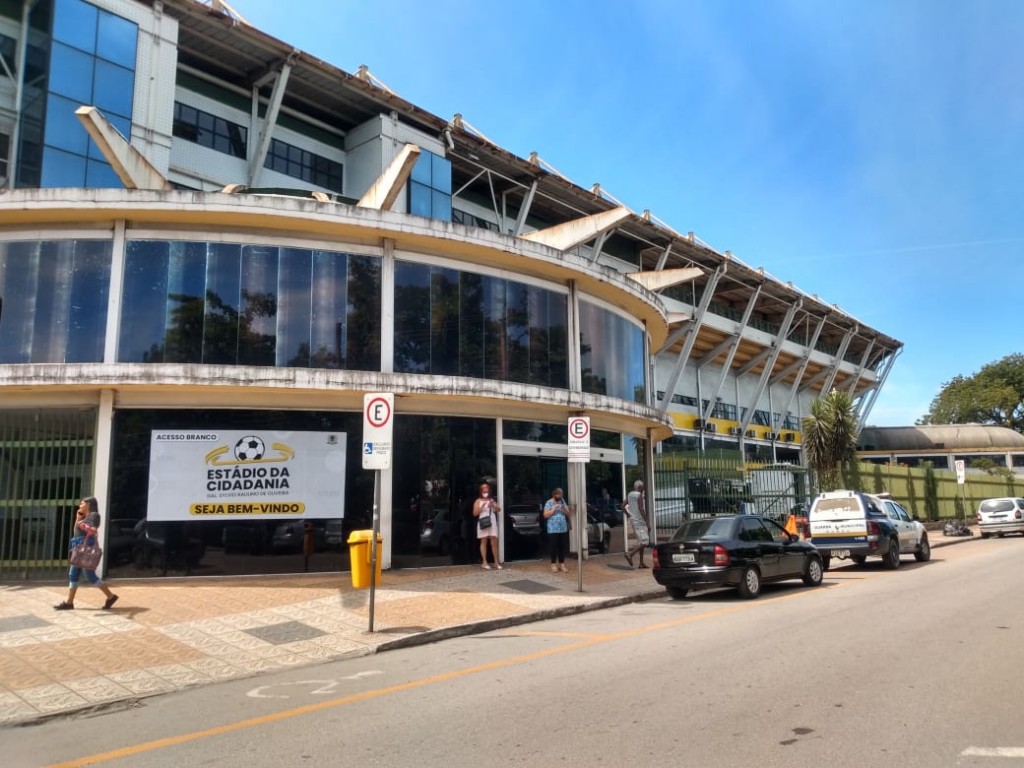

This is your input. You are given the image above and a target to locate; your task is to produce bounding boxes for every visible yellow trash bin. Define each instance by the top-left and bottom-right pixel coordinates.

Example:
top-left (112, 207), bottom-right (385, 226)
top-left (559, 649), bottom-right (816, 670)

top-left (347, 530), bottom-right (382, 588)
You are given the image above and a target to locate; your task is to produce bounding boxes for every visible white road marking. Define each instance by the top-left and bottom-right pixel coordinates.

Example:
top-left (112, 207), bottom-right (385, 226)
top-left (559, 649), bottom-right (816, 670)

top-left (962, 747), bottom-right (1024, 758)
top-left (246, 671), bottom-right (384, 699)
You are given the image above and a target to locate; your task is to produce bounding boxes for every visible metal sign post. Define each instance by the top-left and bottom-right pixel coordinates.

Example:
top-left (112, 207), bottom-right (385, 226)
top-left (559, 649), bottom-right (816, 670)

top-left (955, 459), bottom-right (967, 518)
top-left (568, 416), bottom-right (590, 592)
top-left (362, 393), bottom-right (394, 633)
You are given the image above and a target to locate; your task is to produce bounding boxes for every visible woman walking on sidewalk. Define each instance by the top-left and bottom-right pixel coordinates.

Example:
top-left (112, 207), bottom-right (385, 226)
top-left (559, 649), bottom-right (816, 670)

top-left (54, 497), bottom-right (118, 611)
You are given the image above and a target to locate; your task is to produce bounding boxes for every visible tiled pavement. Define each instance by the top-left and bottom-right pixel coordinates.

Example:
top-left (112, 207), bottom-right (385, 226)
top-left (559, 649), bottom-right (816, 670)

top-left (0, 532), bottom-right (978, 726)
top-left (0, 555), bottom-right (662, 726)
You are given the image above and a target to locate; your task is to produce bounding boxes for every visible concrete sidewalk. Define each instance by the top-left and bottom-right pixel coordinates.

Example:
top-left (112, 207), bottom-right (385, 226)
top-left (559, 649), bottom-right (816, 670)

top-left (0, 532), bottom-right (978, 727)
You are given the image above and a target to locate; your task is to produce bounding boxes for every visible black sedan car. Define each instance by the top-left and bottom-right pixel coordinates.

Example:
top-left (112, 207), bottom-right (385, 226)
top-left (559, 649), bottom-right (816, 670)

top-left (652, 514), bottom-right (824, 600)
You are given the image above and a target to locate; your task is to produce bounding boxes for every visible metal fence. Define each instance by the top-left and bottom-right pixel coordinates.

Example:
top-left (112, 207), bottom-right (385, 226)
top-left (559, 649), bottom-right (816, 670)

top-left (652, 448), bottom-right (810, 540)
top-left (0, 409), bottom-right (96, 580)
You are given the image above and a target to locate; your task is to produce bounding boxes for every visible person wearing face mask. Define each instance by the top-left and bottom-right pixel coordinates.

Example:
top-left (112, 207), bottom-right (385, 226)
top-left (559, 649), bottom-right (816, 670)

top-left (473, 481), bottom-right (502, 569)
top-left (542, 487), bottom-right (571, 572)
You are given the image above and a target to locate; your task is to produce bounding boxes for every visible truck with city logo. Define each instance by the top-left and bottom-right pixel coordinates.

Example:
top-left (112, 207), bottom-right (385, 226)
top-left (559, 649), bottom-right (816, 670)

top-left (808, 490), bottom-right (931, 571)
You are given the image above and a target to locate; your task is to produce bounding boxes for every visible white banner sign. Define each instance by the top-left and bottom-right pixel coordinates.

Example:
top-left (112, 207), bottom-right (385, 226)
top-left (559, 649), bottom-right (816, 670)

top-left (147, 430), bottom-right (346, 521)
top-left (568, 416), bottom-right (591, 463)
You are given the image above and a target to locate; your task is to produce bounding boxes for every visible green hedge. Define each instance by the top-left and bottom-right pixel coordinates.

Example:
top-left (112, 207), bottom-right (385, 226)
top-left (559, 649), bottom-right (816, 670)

top-left (840, 462), bottom-right (1020, 521)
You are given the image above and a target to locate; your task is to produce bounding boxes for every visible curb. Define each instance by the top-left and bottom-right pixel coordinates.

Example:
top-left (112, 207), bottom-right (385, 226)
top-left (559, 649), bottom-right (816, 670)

top-left (374, 588), bottom-right (667, 653)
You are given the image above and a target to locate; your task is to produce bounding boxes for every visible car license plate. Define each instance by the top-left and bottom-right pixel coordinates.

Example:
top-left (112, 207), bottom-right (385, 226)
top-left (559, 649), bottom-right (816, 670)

top-left (830, 549), bottom-right (850, 558)
top-left (672, 553), bottom-right (695, 564)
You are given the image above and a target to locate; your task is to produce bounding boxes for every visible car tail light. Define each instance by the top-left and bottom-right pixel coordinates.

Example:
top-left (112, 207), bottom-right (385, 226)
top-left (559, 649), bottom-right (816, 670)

top-left (1017, 508), bottom-right (1022, 520)
top-left (652, 549), bottom-right (660, 568)
top-left (867, 520), bottom-right (880, 538)
top-left (977, 512), bottom-right (982, 523)
top-left (713, 545), bottom-right (729, 567)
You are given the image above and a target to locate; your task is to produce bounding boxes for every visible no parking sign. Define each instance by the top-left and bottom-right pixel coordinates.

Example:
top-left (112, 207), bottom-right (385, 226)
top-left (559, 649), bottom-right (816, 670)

top-left (568, 416), bottom-right (590, 463)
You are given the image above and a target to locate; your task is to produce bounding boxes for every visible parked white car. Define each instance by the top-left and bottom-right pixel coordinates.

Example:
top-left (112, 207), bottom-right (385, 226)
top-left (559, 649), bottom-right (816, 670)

top-left (808, 490), bottom-right (930, 570)
top-left (976, 497), bottom-right (1024, 538)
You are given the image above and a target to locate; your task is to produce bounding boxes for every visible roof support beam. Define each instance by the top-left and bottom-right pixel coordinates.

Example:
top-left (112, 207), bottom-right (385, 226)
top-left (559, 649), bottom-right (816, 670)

top-left (819, 325), bottom-right (858, 395)
top-left (74, 106), bottom-right (171, 190)
top-left (845, 339), bottom-right (876, 395)
top-left (655, 315), bottom-right (695, 355)
top-left (512, 180), bottom-right (538, 236)
top-left (778, 315), bottom-right (827, 418)
top-left (856, 347), bottom-right (901, 431)
top-left (737, 348), bottom-right (772, 378)
top-left (521, 206), bottom-right (631, 252)
top-left (696, 337), bottom-right (736, 370)
top-left (357, 143), bottom-right (421, 211)
top-left (246, 56), bottom-right (293, 187)
top-left (699, 284), bottom-right (762, 423)
top-left (655, 243), bottom-right (672, 271)
top-left (590, 229), bottom-right (612, 262)
top-left (770, 357), bottom-right (805, 386)
top-left (658, 264), bottom-right (726, 416)
top-left (738, 299), bottom-right (801, 433)
top-left (626, 267), bottom-right (702, 294)
top-left (798, 367), bottom-right (830, 394)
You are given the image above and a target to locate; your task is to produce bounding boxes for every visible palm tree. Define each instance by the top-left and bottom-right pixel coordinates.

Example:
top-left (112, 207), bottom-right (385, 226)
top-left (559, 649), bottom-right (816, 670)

top-left (802, 389), bottom-right (858, 491)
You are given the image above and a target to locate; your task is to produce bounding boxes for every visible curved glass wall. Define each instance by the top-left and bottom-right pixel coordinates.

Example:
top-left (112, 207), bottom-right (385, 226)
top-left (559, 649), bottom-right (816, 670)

top-left (393, 261), bottom-right (568, 387)
top-left (0, 239), bottom-right (112, 363)
top-left (579, 300), bottom-right (646, 403)
top-left (117, 241), bottom-right (381, 370)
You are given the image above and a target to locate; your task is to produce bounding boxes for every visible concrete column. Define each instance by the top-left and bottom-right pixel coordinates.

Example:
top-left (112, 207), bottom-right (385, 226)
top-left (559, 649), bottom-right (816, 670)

top-left (94, 389), bottom-right (115, 575)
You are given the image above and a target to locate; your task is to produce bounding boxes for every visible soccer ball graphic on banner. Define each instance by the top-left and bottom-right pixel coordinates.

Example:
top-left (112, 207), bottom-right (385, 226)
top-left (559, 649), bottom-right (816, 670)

top-left (233, 435), bottom-right (266, 462)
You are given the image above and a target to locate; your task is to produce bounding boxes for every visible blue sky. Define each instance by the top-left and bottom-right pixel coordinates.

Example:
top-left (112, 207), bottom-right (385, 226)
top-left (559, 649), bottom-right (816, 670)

top-left (235, 0), bottom-right (1023, 426)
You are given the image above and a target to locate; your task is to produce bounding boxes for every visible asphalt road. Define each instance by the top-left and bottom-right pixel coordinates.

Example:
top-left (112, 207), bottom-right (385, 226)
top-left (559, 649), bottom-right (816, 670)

top-left (8, 538), bottom-right (1024, 768)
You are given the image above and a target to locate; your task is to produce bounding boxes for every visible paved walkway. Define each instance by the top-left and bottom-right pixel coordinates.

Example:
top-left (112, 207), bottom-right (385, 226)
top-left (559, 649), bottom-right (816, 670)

top-left (0, 531), bottom-right (978, 726)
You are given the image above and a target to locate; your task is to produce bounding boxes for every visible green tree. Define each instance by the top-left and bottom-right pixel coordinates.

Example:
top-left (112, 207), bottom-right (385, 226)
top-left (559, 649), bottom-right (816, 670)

top-left (919, 353), bottom-right (1024, 432)
top-left (802, 389), bottom-right (858, 492)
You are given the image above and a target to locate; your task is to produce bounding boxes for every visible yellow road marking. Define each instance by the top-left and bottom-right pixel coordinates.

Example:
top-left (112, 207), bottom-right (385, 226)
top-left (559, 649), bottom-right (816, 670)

top-left (497, 630), bottom-right (614, 639)
top-left (43, 585), bottom-right (847, 767)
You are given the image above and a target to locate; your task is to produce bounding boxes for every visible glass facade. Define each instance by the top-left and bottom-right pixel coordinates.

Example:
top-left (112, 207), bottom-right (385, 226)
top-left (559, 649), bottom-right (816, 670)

top-left (390, 415), bottom-right (497, 569)
top-left (117, 241), bottom-right (381, 370)
top-left (0, 239), bottom-right (111, 363)
top-left (18, 0), bottom-right (138, 188)
top-left (394, 261), bottom-right (568, 386)
top-left (579, 300), bottom-right (646, 403)
top-left (408, 149), bottom-right (452, 221)
top-left (106, 409), bottom-right (372, 579)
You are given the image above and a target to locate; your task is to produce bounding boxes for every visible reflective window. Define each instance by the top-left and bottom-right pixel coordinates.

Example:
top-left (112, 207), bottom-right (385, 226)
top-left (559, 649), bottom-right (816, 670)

top-left (264, 138), bottom-right (343, 194)
top-left (96, 9), bottom-right (138, 68)
top-left (0, 239), bottom-right (111, 363)
top-left (48, 43), bottom-right (94, 102)
top-left (84, 158), bottom-right (120, 188)
top-left (118, 240), bottom-right (381, 372)
top-left (172, 102), bottom-right (247, 159)
top-left (0, 33), bottom-right (18, 75)
top-left (52, 0), bottom-right (98, 53)
top-left (390, 415), bottom-right (497, 569)
top-left (93, 60), bottom-right (135, 118)
top-left (407, 150), bottom-right (452, 222)
top-left (42, 94), bottom-right (90, 156)
top-left (394, 261), bottom-right (568, 387)
top-left (579, 301), bottom-right (646, 402)
top-left (106, 408), bottom-right (371, 579)
top-left (40, 146), bottom-right (86, 186)
top-left (26, 1), bottom-right (138, 190)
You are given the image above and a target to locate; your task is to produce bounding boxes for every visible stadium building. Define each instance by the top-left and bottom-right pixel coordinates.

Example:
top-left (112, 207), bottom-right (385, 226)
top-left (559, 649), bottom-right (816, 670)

top-left (0, 0), bottom-right (902, 579)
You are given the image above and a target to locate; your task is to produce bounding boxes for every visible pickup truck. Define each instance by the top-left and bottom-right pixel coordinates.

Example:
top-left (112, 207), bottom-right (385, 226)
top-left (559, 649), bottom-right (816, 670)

top-left (808, 490), bottom-right (931, 570)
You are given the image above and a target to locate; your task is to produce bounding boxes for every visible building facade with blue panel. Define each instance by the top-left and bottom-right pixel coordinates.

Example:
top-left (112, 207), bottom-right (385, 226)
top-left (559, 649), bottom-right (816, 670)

top-left (0, 0), bottom-right (901, 580)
